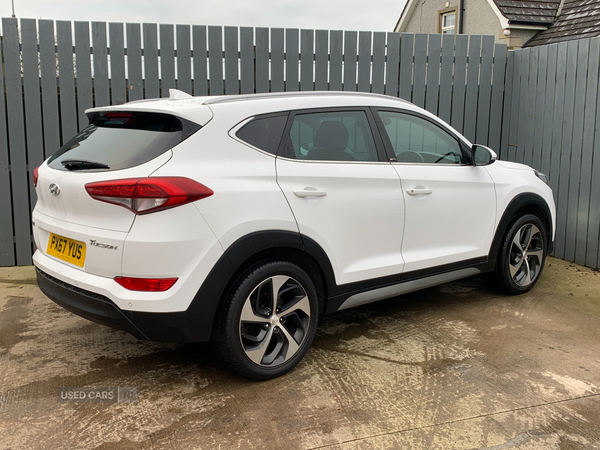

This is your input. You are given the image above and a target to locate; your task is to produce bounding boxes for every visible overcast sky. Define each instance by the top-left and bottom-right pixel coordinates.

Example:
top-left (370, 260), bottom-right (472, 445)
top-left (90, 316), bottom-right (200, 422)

top-left (1, 0), bottom-right (406, 32)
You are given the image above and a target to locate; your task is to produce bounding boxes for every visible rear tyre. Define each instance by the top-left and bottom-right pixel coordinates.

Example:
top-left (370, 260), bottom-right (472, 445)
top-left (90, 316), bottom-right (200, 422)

top-left (494, 214), bottom-right (547, 294)
top-left (213, 260), bottom-right (319, 380)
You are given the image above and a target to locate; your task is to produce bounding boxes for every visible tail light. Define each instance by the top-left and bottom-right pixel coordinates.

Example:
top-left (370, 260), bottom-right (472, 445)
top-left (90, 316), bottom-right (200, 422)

top-left (115, 276), bottom-right (178, 291)
top-left (85, 177), bottom-right (213, 214)
top-left (33, 166), bottom-right (39, 187)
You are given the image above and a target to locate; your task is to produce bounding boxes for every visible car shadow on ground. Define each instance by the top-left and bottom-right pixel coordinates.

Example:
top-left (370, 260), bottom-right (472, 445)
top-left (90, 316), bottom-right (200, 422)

top-left (23, 273), bottom-right (503, 385)
top-left (171, 274), bottom-right (500, 378)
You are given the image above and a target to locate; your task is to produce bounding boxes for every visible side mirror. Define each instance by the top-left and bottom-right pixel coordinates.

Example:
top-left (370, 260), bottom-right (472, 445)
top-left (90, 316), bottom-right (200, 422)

top-left (472, 145), bottom-right (497, 166)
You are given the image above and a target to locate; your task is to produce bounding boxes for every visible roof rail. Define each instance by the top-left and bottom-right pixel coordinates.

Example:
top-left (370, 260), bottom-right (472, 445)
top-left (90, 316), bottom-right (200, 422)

top-left (201, 90), bottom-right (407, 105)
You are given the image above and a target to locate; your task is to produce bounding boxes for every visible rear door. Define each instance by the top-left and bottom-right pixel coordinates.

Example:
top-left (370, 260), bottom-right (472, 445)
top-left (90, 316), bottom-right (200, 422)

top-left (275, 108), bottom-right (405, 286)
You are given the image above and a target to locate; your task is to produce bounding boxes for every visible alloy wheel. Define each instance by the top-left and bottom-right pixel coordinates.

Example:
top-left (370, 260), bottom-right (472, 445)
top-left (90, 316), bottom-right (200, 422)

top-left (239, 275), bottom-right (311, 367)
top-left (509, 223), bottom-right (544, 287)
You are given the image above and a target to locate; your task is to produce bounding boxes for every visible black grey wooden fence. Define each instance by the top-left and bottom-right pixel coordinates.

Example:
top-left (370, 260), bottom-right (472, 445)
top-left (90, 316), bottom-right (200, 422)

top-left (501, 37), bottom-right (600, 269)
top-left (9, 18), bottom-right (599, 271)
top-left (0, 18), bottom-right (509, 267)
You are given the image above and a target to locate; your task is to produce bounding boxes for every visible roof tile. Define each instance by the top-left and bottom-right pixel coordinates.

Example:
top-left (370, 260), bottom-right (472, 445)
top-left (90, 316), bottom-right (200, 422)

top-left (493, 0), bottom-right (561, 24)
top-left (524, 0), bottom-right (600, 46)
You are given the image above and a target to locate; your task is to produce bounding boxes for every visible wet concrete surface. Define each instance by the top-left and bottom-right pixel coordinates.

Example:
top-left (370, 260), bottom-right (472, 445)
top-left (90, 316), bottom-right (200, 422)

top-left (0, 256), bottom-right (599, 449)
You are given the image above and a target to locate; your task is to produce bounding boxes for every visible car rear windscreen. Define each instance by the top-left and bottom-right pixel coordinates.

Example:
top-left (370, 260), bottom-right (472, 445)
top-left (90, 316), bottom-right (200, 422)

top-left (48, 111), bottom-right (201, 171)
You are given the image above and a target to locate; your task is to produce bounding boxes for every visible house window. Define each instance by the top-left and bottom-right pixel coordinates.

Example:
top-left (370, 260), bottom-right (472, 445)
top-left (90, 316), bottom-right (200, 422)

top-left (441, 12), bottom-right (456, 34)
top-left (437, 7), bottom-right (458, 34)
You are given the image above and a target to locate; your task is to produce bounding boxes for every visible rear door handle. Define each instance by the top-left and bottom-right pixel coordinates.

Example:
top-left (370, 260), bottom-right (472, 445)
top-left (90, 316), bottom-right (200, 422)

top-left (406, 188), bottom-right (433, 196)
top-left (293, 189), bottom-right (327, 198)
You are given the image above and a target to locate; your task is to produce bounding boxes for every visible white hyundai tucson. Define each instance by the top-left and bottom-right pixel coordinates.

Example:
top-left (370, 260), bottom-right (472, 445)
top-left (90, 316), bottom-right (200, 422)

top-left (33, 91), bottom-right (556, 380)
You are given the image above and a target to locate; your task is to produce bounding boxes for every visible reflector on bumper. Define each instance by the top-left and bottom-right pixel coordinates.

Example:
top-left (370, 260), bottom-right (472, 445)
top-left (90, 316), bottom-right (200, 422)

top-left (114, 277), bottom-right (178, 292)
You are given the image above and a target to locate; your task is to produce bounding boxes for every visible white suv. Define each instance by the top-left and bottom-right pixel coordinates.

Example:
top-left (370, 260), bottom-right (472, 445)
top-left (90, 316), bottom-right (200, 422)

top-left (33, 91), bottom-right (556, 379)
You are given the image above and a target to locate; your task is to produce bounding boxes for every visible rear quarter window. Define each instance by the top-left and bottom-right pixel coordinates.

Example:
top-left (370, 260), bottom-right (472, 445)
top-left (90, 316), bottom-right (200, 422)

top-left (48, 111), bottom-right (201, 171)
top-left (235, 114), bottom-right (288, 155)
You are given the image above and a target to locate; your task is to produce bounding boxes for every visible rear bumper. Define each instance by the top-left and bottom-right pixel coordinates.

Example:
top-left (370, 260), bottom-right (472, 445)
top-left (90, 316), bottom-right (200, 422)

top-left (36, 268), bottom-right (150, 340)
top-left (35, 267), bottom-right (224, 342)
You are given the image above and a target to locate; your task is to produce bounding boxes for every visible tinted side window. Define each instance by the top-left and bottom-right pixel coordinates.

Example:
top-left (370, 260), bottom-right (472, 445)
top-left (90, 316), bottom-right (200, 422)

top-left (236, 115), bottom-right (287, 155)
top-left (378, 111), bottom-right (465, 164)
top-left (285, 110), bottom-right (378, 162)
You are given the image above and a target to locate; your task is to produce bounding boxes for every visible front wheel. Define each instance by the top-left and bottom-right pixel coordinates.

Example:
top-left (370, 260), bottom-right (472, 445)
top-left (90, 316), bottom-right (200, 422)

top-left (213, 261), bottom-right (319, 380)
top-left (494, 214), bottom-right (547, 294)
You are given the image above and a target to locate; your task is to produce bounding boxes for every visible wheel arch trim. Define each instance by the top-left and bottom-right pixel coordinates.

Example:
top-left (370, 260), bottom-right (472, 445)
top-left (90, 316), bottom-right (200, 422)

top-left (487, 193), bottom-right (554, 269)
top-left (223, 230), bottom-right (338, 298)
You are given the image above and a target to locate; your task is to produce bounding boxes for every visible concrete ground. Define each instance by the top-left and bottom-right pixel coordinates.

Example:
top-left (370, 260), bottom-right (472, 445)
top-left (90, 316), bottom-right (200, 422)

top-left (0, 257), bottom-right (599, 450)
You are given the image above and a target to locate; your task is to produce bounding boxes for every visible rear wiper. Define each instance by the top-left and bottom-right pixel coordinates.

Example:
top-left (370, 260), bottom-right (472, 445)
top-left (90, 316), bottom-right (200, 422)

top-left (61, 159), bottom-right (110, 171)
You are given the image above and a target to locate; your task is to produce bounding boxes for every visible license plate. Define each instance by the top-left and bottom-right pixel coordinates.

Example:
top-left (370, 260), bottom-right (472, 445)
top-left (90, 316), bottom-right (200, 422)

top-left (47, 233), bottom-right (86, 268)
